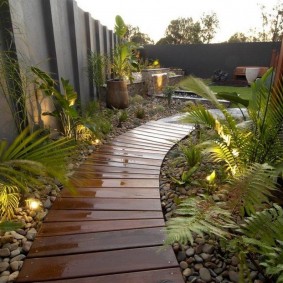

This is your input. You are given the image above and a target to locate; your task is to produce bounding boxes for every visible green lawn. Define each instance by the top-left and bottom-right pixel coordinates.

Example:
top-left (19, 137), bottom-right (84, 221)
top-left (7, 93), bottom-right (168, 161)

top-left (177, 77), bottom-right (252, 101)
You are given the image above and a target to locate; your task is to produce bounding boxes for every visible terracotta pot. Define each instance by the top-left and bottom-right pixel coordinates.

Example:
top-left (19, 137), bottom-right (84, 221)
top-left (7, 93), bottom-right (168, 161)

top-left (106, 80), bottom-right (129, 109)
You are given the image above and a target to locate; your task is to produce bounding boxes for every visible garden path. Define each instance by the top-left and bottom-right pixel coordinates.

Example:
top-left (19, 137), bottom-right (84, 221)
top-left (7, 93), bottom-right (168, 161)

top-left (16, 120), bottom-right (193, 283)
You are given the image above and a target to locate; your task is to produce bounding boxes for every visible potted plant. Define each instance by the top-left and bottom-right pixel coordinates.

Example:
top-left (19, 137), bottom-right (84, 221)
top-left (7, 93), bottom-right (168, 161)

top-left (106, 15), bottom-right (136, 109)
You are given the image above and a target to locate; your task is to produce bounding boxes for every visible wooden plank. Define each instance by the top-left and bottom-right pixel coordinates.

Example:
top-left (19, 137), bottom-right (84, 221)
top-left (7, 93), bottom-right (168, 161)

top-left (61, 187), bottom-right (160, 198)
top-left (28, 227), bottom-right (165, 257)
top-left (72, 172), bottom-right (160, 179)
top-left (78, 161), bottom-right (160, 170)
top-left (128, 128), bottom-right (185, 139)
top-left (84, 154), bottom-right (162, 166)
top-left (114, 137), bottom-right (172, 148)
top-left (146, 121), bottom-right (193, 132)
top-left (32, 268), bottom-right (184, 283)
top-left (140, 123), bottom-right (190, 135)
top-left (90, 149), bottom-right (164, 160)
top-left (45, 210), bottom-right (163, 222)
top-left (70, 178), bottom-right (160, 188)
top-left (120, 133), bottom-right (175, 145)
top-left (52, 198), bottom-right (162, 211)
top-left (74, 166), bottom-right (160, 175)
top-left (16, 247), bottom-right (178, 282)
top-left (37, 219), bottom-right (164, 236)
top-left (107, 141), bottom-right (168, 152)
top-left (100, 145), bottom-right (169, 155)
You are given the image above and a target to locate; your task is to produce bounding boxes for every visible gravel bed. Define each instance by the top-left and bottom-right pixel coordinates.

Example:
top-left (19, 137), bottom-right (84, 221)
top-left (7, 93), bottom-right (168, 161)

top-left (160, 137), bottom-right (266, 283)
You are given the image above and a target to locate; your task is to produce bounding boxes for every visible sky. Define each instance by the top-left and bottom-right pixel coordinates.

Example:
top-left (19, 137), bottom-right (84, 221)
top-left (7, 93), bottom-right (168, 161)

top-left (76, 0), bottom-right (279, 43)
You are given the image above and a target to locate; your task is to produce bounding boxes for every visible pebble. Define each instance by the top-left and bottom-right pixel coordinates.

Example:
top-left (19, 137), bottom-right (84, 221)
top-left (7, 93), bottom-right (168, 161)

top-left (199, 268), bottom-right (211, 282)
top-left (180, 261), bottom-right (188, 269)
top-left (183, 268), bottom-right (192, 277)
top-left (186, 247), bottom-right (195, 257)
top-left (229, 270), bottom-right (239, 282)
top-left (26, 228), bottom-right (37, 241)
top-left (202, 244), bottom-right (214, 254)
top-left (0, 275), bottom-right (9, 283)
top-left (8, 271), bottom-right (19, 281)
top-left (10, 248), bottom-right (21, 258)
top-left (10, 232), bottom-right (24, 240)
top-left (231, 255), bottom-right (239, 266)
top-left (10, 254), bottom-right (25, 263)
top-left (22, 241), bottom-right (32, 253)
top-left (194, 263), bottom-right (203, 271)
top-left (0, 249), bottom-right (10, 258)
top-left (177, 251), bottom-right (186, 262)
top-left (10, 261), bottom-right (20, 271)
top-left (200, 253), bottom-right (211, 261)
top-left (43, 198), bottom-right (52, 209)
top-left (194, 254), bottom-right (203, 263)
top-left (0, 262), bottom-right (9, 273)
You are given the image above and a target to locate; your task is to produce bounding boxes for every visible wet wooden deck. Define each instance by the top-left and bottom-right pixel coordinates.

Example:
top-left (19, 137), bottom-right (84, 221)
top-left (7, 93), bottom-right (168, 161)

top-left (16, 120), bottom-right (193, 283)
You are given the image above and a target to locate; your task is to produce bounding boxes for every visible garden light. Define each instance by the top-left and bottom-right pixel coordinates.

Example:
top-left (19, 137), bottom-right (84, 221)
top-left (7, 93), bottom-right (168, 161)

top-left (26, 198), bottom-right (42, 211)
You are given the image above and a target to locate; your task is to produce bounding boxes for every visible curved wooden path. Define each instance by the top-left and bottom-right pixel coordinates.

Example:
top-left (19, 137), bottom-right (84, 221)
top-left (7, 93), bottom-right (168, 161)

top-left (16, 120), bottom-right (193, 283)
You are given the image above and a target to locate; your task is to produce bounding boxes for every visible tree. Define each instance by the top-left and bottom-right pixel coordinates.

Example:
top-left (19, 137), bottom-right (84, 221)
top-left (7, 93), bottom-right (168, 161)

top-left (125, 25), bottom-right (154, 45)
top-left (157, 13), bottom-right (219, 45)
top-left (228, 32), bottom-right (249, 43)
top-left (258, 2), bottom-right (283, 42)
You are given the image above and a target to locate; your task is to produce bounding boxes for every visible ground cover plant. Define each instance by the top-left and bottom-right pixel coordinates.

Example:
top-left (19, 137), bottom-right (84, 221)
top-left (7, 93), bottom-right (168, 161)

top-left (165, 69), bottom-right (283, 282)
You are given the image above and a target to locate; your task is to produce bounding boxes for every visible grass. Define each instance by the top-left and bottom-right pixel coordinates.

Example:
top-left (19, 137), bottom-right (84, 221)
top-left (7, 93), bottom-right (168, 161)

top-left (177, 77), bottom-right (252, 101)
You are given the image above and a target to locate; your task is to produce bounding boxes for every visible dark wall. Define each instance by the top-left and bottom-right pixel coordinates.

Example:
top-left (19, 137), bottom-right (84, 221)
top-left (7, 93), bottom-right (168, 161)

top-left (142, 42), bottom-right (281, 78)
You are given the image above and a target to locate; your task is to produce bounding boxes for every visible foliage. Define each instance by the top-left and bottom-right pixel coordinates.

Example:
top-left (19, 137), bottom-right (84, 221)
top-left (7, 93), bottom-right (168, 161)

top-left (112, 15), bottom-right (138, 82)
top-left (171, 163), bottom-right (200, 185)
top-left (0, 184), bottom-right (19, 220)
top-left (227, 2), bottom-right (283, 42)
top-left (125, 25), bottom-right (154, 45)
top-left (163, 85), bottom-right (175, 107)
top-left (0, 127), bottom-right (74, 219)
top-left (117, 110), bottom-right (128, 127)
top-left (0, 220), bottom-right (23, 232)
top-left (181, 69), bottom-right (283, 172)
top-left (157, 13), bottom-right (219, 45)
top-left (129, 94), bottom-right (144, 105)
top-left (88, 51), bottom-right (110, 99)
top-left (165, 195), bottom-right (235, 245)
top-left (135, 106), bottom-right (146, 119)
top-left (179, 144), bottom-right (202, 168)
top-left (0, 51), bottom-right (32, 132)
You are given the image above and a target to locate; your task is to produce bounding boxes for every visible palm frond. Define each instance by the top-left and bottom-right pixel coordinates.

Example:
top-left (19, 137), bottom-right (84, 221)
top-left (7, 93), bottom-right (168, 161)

top-left (227, 163), bottom-right (277, 216)
top-left (165, 196), bottom-right (236, 245)
top-left (0, 184), bottom-right (20, 220)
top-left (181, 104), bottom-right (217, 129)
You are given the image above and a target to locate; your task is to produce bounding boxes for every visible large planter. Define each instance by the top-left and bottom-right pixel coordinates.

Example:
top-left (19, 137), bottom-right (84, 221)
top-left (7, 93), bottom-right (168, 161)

top-left (106, 80), bottom-right (129, 109)
top-left (245, 67), bottom-right (260, 85)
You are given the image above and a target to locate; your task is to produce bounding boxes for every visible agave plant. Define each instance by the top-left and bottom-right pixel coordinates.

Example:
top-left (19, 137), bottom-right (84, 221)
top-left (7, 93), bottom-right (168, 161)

top-left (0, 127), bottom-right (74, 219)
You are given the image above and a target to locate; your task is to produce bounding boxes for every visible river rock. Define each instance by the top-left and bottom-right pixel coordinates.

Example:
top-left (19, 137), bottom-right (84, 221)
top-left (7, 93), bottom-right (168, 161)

top-left (186, 247), bottom-right (195, 257)
top-left (0, 249), bottom-right (10, 258)
top-left (199, 267), bottom-right (212, 282)
top-left (0, 275), bottom-right (9, 283)
top-left (177, 251), bottom-right (186, 262)
top-left (183, 268), bottom-right (192, 277)
top-left (180, 261), bottom-right (188, 269)
top-left (229, 270), bottom-right (239, 282)
top-left (0, 262), bottom-right (9, 273)
top-left (8, 271), bottom-right (19, 281)
top-left (26, 228), bottom-right (37, 241)
top-left (22, 241), bottom-right (32, 253)
top-left (202, 244), bottom-right (214, 254)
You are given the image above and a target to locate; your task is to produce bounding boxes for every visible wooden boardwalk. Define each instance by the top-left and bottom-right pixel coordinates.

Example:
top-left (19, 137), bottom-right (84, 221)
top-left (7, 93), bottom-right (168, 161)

top-left (16, 120), bottom-right (193, 283)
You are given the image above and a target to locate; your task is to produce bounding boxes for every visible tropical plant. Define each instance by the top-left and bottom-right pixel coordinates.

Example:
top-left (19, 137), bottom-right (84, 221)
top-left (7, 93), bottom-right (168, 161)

top-left (112, 15), bottom-right (138, 82)
top-left (88, 51), bottom-right (110, 100)
top-left (0, 127), bottom-right (74, 220)
top-left (163, 85), bottom-right (175, 107)
top-left (165, 195), bottom-right (235, 245)
top-left (0, 51), bottom-right (31, 132)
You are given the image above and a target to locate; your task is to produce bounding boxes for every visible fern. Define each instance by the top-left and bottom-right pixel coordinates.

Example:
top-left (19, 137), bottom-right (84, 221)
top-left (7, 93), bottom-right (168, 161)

top-left (0, 184), bottom-right (19, 220)
top-left (0, 127), bottom-right (75, 217)
top-left (227, 163), bottom-right (276, 216)
top-left (165, 196), bottom-right (236, 245)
